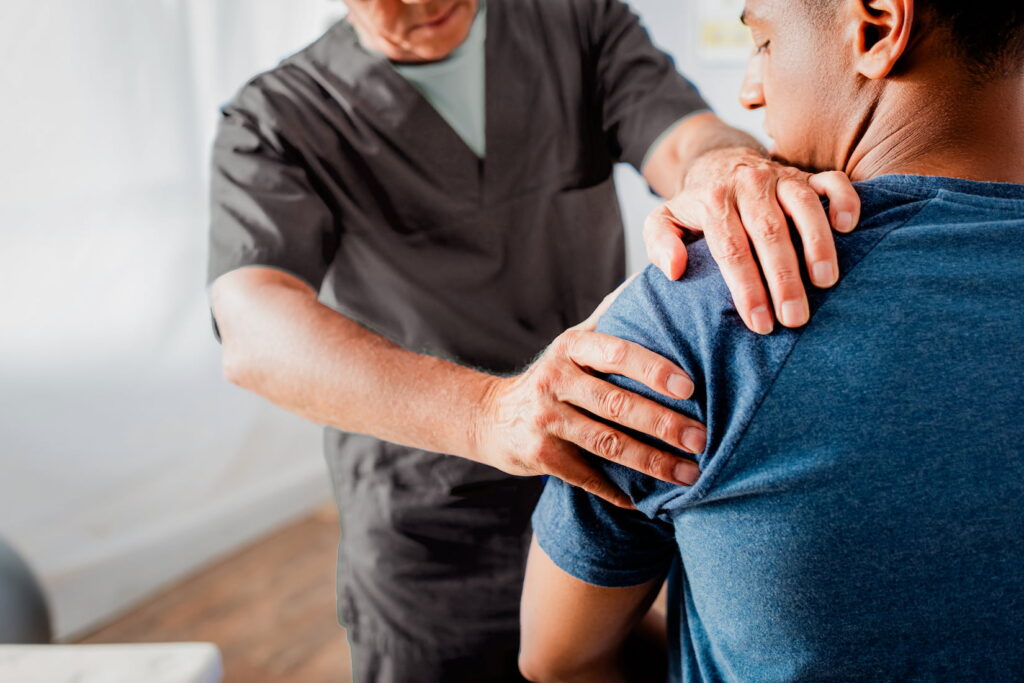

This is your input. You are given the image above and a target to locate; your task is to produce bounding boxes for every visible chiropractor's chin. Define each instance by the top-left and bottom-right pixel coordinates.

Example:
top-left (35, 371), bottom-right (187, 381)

top-left (404, 0), bottom-right (477, 61)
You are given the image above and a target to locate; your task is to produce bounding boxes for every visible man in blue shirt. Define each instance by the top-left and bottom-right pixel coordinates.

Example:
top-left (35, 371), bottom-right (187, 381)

top-left (521, 0), bottom-right (1024, 680)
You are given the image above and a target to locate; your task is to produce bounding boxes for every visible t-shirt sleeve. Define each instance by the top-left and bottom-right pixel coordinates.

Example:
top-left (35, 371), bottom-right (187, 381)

top-left (207, 91), bottom-right (338, 293)
top-left (532, 474), bottom-right (677, 588)
top-left (587, 0), bottom-right (710, 171)
top-left (531, 255), bottom-right (756, 587)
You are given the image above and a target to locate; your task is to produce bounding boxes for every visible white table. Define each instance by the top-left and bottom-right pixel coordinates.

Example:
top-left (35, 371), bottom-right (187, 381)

top-left (0, 643), bottom-right (222, 683)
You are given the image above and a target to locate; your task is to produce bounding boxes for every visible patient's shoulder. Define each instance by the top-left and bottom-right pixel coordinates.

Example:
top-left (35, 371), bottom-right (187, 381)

top-left (597, 246), bottom-right (743, 373)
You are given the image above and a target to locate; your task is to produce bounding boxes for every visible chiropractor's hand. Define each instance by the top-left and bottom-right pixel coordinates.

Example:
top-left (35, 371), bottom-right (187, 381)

top-left (644, 147), bottom-right (861, 334)
top-left (474, 278), bottom-right (703, 509)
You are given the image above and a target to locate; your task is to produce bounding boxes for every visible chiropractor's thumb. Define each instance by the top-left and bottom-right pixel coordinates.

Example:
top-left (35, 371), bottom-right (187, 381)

top-left (643, 203), bottom-right (690, 281)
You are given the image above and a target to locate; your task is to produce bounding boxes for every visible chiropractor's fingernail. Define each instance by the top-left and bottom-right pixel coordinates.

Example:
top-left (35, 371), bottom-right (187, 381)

top-left (751, 306), bottom-right (774, 335)
top-left (674, 462), bottom-right (700, 486)
top-left (781, 300), bottom-right (809, 327)
top-left (668, 374), bottom-right (694, 399)
top-left (836, 211), bottom-right (855, 233)
top-left (682, 428), bottom-right (707, 455)
top-left (813, 261), bottom-right (837, 288)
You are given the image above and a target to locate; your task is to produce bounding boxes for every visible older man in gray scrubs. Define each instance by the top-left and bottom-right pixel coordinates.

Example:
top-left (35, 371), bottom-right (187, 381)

top-left (207, 0), bottom-right (861, 680)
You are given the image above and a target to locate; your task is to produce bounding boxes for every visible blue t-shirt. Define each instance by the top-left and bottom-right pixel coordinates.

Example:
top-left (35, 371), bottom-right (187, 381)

top-left (532, 175), bottom-right (1024, 681)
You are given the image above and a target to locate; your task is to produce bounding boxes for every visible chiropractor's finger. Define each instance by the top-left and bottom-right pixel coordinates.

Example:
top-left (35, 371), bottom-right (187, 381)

top-left (557, 373), bottom-right (707, 455)
top-left (735, 179), bottom-right (810, 329)
top-left (809, 170), bottom-right (861, 233)
top-left (701, 201), bottom-right (776, 334)
top-left (541, 442), bottom-right (636, 509)
top-left (552, 408), bottom-right (701, 487)
top-left (643, 204), bottom-right (690, 280)
top-left (561, 330), bottom-right (696, 400)
top-left (777, 178), bottom-right (840, 289)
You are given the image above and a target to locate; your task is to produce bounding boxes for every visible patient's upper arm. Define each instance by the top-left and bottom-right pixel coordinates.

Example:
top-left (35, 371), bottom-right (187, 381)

top-left (519, 536), bottom-right (665, 682)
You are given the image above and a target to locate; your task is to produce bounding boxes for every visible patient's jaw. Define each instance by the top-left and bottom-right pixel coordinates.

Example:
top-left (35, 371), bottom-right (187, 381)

top-left (740, 0), bottom-right (1024, 184)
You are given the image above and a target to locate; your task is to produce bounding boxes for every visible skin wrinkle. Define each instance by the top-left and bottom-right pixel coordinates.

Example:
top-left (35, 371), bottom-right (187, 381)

top-left (845, 75), bottom-right (1024, 182)
top-left (747, 0), bottom-right (1024, 185)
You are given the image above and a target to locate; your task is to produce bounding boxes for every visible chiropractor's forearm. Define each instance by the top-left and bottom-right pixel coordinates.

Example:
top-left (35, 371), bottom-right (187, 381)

top-left (211, 267), bottom-right (492, 460)
top-left (211, 267), bottom-right (703, 508)
top-left (644, 112), bottom-right (767, 198)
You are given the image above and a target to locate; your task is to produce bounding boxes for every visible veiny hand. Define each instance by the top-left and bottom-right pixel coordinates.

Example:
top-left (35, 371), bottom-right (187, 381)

top-left (644, 147), bottom-right (861, 334)
top-left (474, 277), bottom-right (705, 509)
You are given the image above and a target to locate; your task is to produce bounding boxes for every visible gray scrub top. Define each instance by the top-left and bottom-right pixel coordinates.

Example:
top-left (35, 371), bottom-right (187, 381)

top-left (207, 0), bottom-right (709, 652)
top-left (208, 0), bottom-right (708, 372)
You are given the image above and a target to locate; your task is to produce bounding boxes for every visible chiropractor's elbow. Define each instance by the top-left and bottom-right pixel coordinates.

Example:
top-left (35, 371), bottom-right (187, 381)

top-left (216, 317), bottom-right (260, 390)
top-left (219, 337), bottom-right (255, 389)
top-left (209, 275), bottom-right (264, 391)
top-left (517, 653), bottom-right (557, 683)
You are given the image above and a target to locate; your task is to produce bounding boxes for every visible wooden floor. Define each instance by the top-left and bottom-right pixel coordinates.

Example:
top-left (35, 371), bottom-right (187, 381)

top-left (80, 504), bottom-right (353, 683)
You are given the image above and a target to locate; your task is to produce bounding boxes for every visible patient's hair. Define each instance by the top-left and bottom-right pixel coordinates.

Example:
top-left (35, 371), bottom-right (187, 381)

top-left (807, 0), bottom-right (1024, 78)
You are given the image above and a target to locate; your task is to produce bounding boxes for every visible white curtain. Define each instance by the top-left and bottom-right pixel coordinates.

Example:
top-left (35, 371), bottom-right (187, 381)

top-left (0, 1), bottom-right (345, 640)
top-left (0, 0), bottom-right (756, 642)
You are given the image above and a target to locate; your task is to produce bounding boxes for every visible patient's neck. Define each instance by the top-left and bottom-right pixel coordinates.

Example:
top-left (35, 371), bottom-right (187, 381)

top-left (845, 68), bottom-right (1024, 184)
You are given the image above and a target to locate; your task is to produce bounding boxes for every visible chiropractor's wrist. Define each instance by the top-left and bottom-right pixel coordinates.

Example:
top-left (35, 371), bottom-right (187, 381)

top-left (466, 372), bottom-right (503, 466)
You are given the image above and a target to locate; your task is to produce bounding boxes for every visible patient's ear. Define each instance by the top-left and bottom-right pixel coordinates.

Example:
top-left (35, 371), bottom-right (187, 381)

top-left (850, 0), bottom-right (914, 79)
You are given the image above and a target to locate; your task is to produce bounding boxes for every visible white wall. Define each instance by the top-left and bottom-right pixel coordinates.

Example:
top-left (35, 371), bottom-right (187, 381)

top-left (618, 0), bottom-right (765, 273)
top-left (0, 0), bottom-right (756, 641)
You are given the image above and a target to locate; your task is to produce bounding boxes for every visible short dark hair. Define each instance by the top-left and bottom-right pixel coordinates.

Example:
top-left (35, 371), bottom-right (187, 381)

top-left (925, 0), bottom-right (1024, 77)
top-left (807, 0), bottom-right (1024, 78)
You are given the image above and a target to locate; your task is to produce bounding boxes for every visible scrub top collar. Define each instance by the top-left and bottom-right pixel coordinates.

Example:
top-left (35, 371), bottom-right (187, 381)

top-left (350, 3), bottom-right (488, 158)
top-left (316, 0), bottom-right (529, 202)
top-left (319, 3), bottom-right (503, 194)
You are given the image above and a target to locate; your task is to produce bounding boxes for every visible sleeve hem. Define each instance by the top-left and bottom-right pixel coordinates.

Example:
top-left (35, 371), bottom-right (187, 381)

top-left (205, 255), bottom-right (324, 343)
top-left (206, 248), bottom-right (324, 293)
top-left (533, 511), bottom-right (671, 589)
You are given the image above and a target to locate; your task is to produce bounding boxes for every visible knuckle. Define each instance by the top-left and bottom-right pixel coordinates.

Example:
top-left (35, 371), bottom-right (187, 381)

top-left (593, 429), bottom-right (624, 461)
top-left (576, 474), bottom-right (604, 495)
top-left (791, 185), bottom-right (821, 207)
top-left (803, 232), bottom-right (833, 253)
top-left (530, 441), bottom-right (557, 469)
top-left (706, 185), bottom-right (730, 208)
top-left (642, 216), bottom-right (657, 241)
top-left (754, 216), bottom-right (787, 242)
top-left (600, 389), bottom-right (628, 419)
top-left (771, 265), bottom-right (803, 286)
top-left (653, 411), bottom-right (677, 444)
top-left (602, 339), bottom-right (626, 365)
top-left (736, 165), bottom-right (762, 185)
top-left (529, 367), bottom-right (555, 395)
top-left (643, 206), bottom-right (667, 233)
top-left (641, 359), bottom-right (667, 387)
top-left (644, 450), bottom-right (672, 480)
top-left (529, 406), bottom-right (557, 433)
top-left (737, 284), bottom-right (768, 305)
top-left (708, 234), bottom-right (749, 265)
top-left (556, 329), bottom-right (579, 356)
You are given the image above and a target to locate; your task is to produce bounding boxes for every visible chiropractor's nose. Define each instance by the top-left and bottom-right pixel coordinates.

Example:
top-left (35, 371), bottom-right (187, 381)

top-left (739, 55), bottom-right (766, 110)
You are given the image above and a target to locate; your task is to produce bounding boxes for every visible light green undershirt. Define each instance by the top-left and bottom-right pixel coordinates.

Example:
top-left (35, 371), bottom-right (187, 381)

top-left (353, 3), bottom-right (487, 158)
